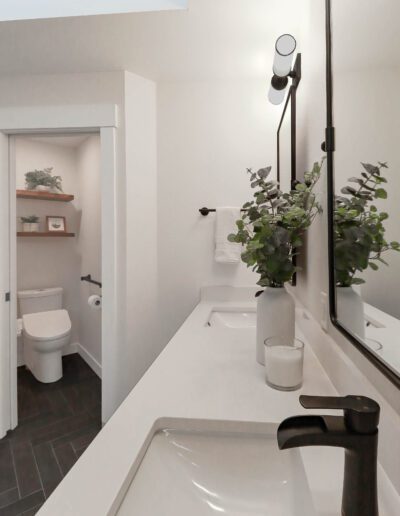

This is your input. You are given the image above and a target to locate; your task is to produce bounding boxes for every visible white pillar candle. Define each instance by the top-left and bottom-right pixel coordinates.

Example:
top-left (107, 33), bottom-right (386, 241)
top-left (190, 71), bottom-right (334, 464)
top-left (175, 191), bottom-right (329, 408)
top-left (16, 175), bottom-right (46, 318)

top-left (265, 344), bottom-right (303, 390)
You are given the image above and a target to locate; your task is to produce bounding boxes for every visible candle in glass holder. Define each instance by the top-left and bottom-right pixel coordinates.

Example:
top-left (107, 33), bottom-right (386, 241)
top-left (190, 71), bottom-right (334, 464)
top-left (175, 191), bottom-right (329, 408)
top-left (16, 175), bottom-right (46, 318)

top-left (264, 337), bottom-right (304, 390)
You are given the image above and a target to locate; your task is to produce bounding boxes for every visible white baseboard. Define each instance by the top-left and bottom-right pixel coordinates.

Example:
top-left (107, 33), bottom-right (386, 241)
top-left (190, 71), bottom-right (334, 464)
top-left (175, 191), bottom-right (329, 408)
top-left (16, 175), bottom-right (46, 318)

top-left (76, 343), bottom-right (102, 379)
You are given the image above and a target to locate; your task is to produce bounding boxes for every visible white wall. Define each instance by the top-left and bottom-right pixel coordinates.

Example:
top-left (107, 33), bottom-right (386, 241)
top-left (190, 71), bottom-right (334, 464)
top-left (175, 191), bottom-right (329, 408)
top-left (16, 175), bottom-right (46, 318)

top-left (76, 135), bottom-right (102, 369)
top-left (15, 137), bottom-right (81, 347)
top-left (157, 79), bottom-right (281, 343)
top-left (116, 71), bottom-right (159, 403)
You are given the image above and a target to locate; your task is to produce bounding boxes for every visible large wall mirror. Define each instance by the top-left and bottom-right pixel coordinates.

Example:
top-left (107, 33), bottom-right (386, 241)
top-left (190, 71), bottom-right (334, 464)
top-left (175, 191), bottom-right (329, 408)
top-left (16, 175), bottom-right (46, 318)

top-left (327, 0), bottom-right (400, 386)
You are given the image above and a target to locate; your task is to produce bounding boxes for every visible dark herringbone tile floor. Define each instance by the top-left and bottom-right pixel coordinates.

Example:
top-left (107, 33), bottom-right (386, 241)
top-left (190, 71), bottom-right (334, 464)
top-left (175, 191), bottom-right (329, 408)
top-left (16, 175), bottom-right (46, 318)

top-left (0, 354), bottom-right (102, 515)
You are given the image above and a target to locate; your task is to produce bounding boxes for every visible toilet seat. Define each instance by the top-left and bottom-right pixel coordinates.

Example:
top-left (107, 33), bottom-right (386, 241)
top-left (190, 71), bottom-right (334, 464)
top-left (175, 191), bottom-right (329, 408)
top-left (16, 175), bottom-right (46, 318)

top-left (22, 309), bottom-right (71, 341)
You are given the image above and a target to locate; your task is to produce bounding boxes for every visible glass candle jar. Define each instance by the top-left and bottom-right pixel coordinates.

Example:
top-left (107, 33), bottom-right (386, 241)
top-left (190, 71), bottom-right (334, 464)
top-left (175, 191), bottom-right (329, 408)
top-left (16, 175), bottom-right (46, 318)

top-left (264, 337), bottom-right (304, 391)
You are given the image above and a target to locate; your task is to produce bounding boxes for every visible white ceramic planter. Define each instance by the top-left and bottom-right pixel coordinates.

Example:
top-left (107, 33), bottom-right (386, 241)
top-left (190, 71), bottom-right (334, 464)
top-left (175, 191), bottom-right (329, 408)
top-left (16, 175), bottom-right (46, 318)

top-left (35, 185), bottom-right (51, 192)
top-left (22, 222), bottom-right (39, 232)
top-left (256, 286), bottom-right (295, 365)
top-left (336, 286), bottom-right (365, 340)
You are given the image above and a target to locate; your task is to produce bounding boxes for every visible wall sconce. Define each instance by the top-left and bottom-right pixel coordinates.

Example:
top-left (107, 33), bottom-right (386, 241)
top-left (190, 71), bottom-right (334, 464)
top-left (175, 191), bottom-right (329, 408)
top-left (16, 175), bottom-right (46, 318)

top-left (268, 34), bottom-right (297, 105)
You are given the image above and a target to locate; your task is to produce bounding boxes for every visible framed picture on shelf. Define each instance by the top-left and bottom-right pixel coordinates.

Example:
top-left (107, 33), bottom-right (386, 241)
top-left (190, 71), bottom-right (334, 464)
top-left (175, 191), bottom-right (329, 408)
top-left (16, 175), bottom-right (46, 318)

top-left (46, 216), bottom-right (67, 233)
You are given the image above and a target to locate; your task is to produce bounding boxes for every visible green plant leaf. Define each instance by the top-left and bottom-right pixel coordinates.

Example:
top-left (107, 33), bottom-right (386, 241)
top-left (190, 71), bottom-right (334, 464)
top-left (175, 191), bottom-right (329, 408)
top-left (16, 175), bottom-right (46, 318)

top-left (375, 188), bottom-right (387, 199)
top-left (257, 167), bottom-right (271, 179)
top-left (361, 163), bottom-right (380, 175)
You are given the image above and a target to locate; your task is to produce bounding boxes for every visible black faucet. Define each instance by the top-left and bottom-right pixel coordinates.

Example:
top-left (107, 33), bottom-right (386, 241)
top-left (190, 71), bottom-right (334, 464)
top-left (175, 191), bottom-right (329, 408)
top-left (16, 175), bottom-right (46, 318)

top-left (277, 395), bottom-right (380, 516)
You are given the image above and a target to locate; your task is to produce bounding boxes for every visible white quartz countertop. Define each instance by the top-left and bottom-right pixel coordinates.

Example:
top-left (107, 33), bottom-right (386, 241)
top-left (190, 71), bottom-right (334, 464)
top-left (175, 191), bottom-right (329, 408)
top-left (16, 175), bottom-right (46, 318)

top-left (38, 286), bottom-right (400, 516)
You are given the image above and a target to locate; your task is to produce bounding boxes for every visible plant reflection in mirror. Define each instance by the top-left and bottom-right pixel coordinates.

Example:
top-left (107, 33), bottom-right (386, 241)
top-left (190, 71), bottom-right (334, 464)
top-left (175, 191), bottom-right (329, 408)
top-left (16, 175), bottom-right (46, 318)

top-left (335, 162), bottom-right (400, 287)
top-left (228, 159), bottom-right (323, 289)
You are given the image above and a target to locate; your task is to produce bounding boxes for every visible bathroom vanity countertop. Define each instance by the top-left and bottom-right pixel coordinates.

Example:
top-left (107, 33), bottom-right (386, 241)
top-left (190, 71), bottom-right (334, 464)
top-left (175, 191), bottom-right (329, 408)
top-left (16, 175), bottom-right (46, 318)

top-left (38, 286), bottom-right (400, 516)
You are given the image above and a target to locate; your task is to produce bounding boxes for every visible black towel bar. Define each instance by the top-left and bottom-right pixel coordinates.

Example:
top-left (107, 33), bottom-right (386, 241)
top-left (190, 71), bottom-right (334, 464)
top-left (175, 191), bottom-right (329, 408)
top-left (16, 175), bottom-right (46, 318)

top-left (199, 207), bottom-right (246, 217)
top-left (81, 274), bottom-right (102, 288)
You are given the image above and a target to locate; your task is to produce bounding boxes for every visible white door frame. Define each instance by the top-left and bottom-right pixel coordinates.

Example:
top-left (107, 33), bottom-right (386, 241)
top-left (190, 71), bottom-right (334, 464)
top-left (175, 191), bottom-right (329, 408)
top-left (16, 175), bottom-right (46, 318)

top-left (0, 104), bottom-right (119, 435)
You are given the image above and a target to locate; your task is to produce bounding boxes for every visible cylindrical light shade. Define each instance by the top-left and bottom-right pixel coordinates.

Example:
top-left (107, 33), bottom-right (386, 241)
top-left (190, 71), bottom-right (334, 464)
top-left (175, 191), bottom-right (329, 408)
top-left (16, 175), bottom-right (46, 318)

top-left (268, 84), bottom-right (287, 105)
top-left (272, 34), bottom-right (296, 77)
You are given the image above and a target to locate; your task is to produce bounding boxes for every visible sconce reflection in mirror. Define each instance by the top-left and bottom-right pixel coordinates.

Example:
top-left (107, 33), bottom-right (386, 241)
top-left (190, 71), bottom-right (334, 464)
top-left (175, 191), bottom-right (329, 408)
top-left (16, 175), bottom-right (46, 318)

top-left (268, 34), bottom-right (298, 105)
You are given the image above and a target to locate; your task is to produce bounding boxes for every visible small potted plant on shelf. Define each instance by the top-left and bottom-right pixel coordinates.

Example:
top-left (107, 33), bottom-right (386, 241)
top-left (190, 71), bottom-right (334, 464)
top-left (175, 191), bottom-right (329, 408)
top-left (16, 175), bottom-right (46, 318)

top-left (20, 215), bottom-right (40, 232)
top-left (334, 162), bottom-right (400, 338)
top-left (228, 159), bottom-right (323, 364)
top-left (25, 168), bottom-right (63, 193)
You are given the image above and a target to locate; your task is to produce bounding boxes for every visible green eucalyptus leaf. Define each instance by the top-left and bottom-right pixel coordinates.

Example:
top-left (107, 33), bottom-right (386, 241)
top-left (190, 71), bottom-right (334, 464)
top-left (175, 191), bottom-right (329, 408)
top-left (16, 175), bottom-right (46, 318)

top-left (375, 188), bottom-right (387, 199)
top-left (257, 167), bottom-right (271, 179)
top-left (361, 163), bottom-right (380, 175)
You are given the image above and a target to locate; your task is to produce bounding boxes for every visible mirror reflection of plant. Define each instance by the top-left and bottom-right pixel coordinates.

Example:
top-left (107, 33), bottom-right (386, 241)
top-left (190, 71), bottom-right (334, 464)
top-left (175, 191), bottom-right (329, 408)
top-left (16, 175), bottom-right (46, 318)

top-left (228, 159), bottom-right (323, 289)
top-left (20, 215), bottom-right (39, 223)
top-left (335, 162), bottom-right (400, 287)
top-left (25, 168), bottom-right (63, 192)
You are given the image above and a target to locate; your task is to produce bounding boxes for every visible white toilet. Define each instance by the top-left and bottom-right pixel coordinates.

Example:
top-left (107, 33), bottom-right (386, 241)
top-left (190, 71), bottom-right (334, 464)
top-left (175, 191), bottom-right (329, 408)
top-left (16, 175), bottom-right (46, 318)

top-left (18, 287), bottom-right (72, 383)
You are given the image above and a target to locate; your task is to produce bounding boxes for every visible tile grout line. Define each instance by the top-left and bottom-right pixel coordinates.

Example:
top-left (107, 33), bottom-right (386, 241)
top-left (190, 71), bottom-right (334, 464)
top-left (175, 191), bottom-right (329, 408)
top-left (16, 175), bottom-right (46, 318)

top-left (51, 421), bottom-right (99, 450)
top-left (18, 501), bottom-right (43, 516)
top-left (29, 441), bottom-right (46, 501)
top-left (0, 486), bottom-right (18, 498)
top-left (50, 442), bottom-right (64, 480)
top-left (0, 490), bottom-right (43, 515)
top-left (9, 441), bottom-right (22, 500)
top-left (6, 490), bottom-right (43, 516)
top-left (0, 486), bottom-right (19, 510)
top-left (57, 389), bottom-right (75, 417)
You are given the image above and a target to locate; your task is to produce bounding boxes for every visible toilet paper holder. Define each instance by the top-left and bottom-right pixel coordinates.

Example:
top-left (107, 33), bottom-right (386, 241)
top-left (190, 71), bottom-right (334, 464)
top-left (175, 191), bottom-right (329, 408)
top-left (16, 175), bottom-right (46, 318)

top-left (81, 274), bottom-right (102, 289)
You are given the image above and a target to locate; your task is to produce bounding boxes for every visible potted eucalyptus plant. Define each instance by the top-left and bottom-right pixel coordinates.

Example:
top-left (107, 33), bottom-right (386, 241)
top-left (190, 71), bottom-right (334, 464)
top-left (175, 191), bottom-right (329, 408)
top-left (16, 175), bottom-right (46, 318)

top-left (20, 215), bottom-right (40, 232)
top-left (25, 168), bottom-right (63, 193)
top-left (334, 162), bottom-right (400, 338)
top-left (228, 160), bottom-right (323, 364)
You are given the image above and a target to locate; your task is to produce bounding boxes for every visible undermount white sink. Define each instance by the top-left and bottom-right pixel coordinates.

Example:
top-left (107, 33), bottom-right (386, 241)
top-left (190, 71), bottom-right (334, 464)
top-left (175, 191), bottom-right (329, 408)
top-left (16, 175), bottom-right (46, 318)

top-left (116, 420), bottom-right (316, 516)
top-left (208, 310), bottom-right (256, 329)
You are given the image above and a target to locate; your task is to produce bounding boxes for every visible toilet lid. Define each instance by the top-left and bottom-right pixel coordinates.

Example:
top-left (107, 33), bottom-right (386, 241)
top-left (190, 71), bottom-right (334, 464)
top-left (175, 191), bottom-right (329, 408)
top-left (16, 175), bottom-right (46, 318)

top-left (22, 309), bottom-right (71, 341)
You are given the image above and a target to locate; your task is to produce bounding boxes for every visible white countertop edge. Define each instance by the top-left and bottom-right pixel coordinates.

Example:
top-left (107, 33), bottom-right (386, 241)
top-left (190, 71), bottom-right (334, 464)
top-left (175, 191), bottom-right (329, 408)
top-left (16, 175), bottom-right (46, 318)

top-left (37, 288), bottom-right (400, 516)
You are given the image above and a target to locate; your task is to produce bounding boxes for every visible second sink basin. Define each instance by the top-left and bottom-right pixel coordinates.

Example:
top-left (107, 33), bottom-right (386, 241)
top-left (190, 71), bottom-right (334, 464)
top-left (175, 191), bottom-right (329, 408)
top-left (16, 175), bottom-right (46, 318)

top-left (208, 310), bottom-right (256, 329)
top-left (116, 420), bottom-right (316, 516)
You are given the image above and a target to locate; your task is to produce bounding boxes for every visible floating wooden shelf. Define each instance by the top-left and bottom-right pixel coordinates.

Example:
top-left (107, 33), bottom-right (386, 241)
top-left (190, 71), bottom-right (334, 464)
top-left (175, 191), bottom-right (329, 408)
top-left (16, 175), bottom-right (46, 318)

top-left (16, 190), bottom-right (74, 202)
top-left (17, 232), bottom-right (75, 237)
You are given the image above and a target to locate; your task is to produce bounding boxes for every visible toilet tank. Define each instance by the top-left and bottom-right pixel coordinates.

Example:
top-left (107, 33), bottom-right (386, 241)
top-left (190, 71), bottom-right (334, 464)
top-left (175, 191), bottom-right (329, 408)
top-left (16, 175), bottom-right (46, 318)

top-left (18, 287), bottom-right (63, 315)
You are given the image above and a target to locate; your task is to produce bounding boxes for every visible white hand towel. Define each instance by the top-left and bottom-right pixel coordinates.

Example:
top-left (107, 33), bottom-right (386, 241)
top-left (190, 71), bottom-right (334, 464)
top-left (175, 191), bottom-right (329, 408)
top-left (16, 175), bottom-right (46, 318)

top-left (215, 207), bottom-right (241, 263)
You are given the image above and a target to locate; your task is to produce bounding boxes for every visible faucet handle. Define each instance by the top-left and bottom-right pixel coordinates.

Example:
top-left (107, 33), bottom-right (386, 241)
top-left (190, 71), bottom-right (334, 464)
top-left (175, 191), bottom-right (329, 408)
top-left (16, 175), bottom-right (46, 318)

top-left (300, 395), bottom-right (380, 434)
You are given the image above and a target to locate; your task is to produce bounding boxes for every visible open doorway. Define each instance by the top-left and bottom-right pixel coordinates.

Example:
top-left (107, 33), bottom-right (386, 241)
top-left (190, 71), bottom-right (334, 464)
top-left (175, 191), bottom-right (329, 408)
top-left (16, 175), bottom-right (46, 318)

top-left (3, 132), bottom-right (103, 501)
top-left (0, 104), bottom-right (118, 464)
top-left (15, 133), bottom-right (102, 377)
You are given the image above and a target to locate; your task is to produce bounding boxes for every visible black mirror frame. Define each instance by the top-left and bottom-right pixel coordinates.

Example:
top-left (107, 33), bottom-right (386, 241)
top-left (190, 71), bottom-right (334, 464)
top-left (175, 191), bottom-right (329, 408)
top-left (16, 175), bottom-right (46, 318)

top-left (325, 0), bottom-right (400, 389)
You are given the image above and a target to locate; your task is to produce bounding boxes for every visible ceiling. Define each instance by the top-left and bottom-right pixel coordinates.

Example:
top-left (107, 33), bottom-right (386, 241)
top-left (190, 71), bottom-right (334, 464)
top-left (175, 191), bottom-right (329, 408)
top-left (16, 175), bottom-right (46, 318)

top-left (0, 0), bottom-right (187, 22)
top-left (0, 0), bottom-right (395, 82)
top-left (0, 0), bottom-right (312, 81)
